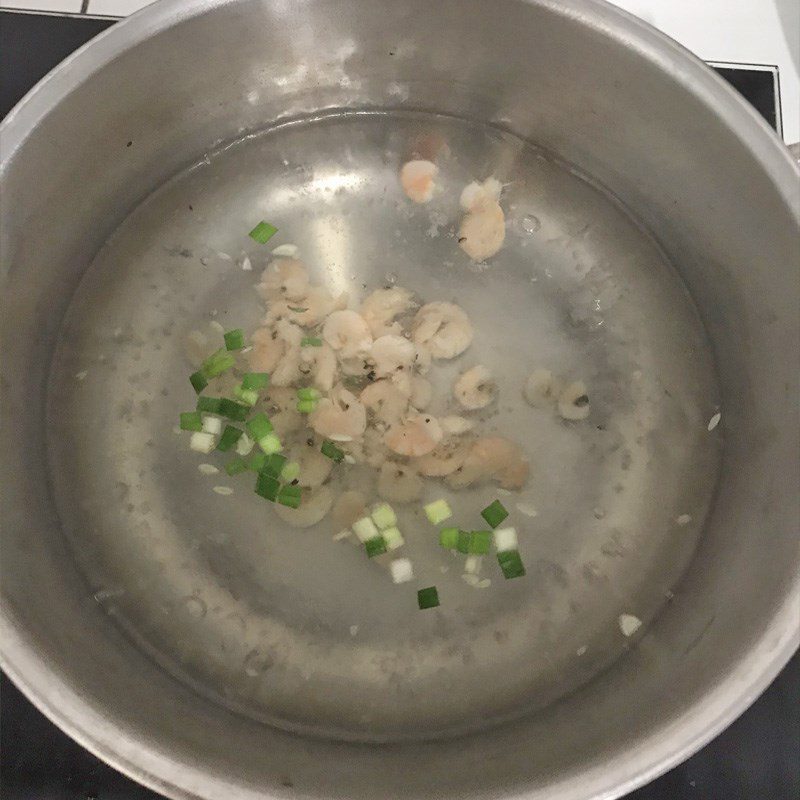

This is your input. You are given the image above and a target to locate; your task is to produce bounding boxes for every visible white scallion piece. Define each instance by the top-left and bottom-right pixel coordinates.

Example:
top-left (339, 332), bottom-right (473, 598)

top-left (707, 412), bottom-right (721, 431)
top-left (189, 432), bottom-right (216, 454)
top-left (202, 416), bottom-right (222, 436)
top-left (424, 498), bottom-right (452, 525)
top-left (476, 578), bottom-right (491, 589)
top-left (213, 486), bottom-right (234, 496)
top-left (332, 529), bottom-right (352, 541)
top-left (198, 463), bottom-right (219, 475)
top-left (371, 503), bottom-right (397, 530)
top-left (209, 320), bottom-right (225, 334)
top-left (382, 526), bottom-right (404, 551)
top-left (576, 645), bottom-right (588, 656)
top-left (272, 243), bottom-right (300, 258)
top-left (618, 613), bottom-right (642, 637)
top-left (676, 514), bottom-right (692, 526)
top-left (353, 516), bottom-right (380, 543)
top-left (493, 526), bottom-right (518, 553)
top-left (75, 370), bottom-right (88, 381)
top-left (389, 558), bottom-right (414, 584)
top-left (462, 573), bottom-right (481, 587)
top-left (235, 433), bottom-right (254, 456)
top-left (349, 624), bottom-right (359, 636)
top-left (464, 555), bottom-right (482, 575)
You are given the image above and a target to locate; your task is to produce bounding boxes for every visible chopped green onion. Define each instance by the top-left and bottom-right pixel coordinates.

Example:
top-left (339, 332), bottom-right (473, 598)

top-left (493, 527), bottom-right (518, 553)
top-left (233, 385), bottom-right (259, 406)
top-left (456, 530), bottom-right (471, 554)
top-left (223, 328), bottom-right (244, 351)
top-left (217, 398), bottom-right (249, 422)
top-left (189, 432), bottom-right (216, 453)
top-left (439, 527), bottom-right (459, 549)
top-left (297, 387), bottom-right (321, 401)
top-left (258, 432), bottom-right (282, 455)
top-left (277, 484), bottom-right (302, 508)
top-left (179, 411), bottom-right (203, 431)
top-left (255, 472), bottom-right (280, 501)
top-left (353, 516), bottom-right (380, 542)
top-left (301, 337), bottom-right (323, 347)
top-left (467, 530), bottom-right (492, 554)
top-left (246, 413), bottom-right (273, 441)
top-left (249, 220), bottom-right (278, 244)
top-left (225, 457), bottom-right (248, 476)
top-left (287, 306), bottom-right (308, 313)
top-left (202, 416), bottom-right (222, 435)
top-left (260, 453), bottom-right (287, 478)
top-left (417, 586), bottom-right (440, 610)
top-left (296, 399), bottom-right (317, 414)
top-left (424, 499), bottom-right (452, 525)
top-left (497, 549), bottom-right (526, 579)
top-left (196, 396), bottom-right (223, 413)
top-left (364, 536), bottom-right (387, 558)
top-left (216, 425), bottom-right (243, 452)
top-left (189, 371), bottom-right (208, 394)
top-left (481, 499), bottom-right (509, 528)
top-left (201, 348), bottom-right (236, 378)
top-left (280, 461), bottom-right (300, 483)
top-left (382, 526), bottom-right (404, 550)
top-left (371, 503), bottom-right (397, 530)
top-left (321, 440), bottom-right (345, 462)
top-left (248, 452), bottom-right (268, 472)
top-left (241, 372), bottom-right (269, 391)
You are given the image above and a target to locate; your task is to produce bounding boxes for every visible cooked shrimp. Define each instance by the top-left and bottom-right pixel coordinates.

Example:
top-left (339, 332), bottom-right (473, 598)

top-left (370, 334), bottom-right (415, 378)
top-left (323, 310), bottom-right (373, 358)
top-left (454, 365), bottom-right (496, 410)
top-left (300, 341), bottom-right (337, 392)
top-left (270, 345), bottom-right (301, 387)
top-left (266, 285), bottom-right (346, 328)
top-left (385, 414), bottom-right (443, 457)
top-left (446, 436), bottom-right (529, 490)
top-left (440, 415), bottom-right (475, 435)
top-left (391, 369), bottom-right (413, 397)
top-left (332, 490), bottom-right (368, 533)
top-left (400, 159), bottom-right (438, 203)
top-left (459, 202), bottom-right (505, 261)
top-left (257, 258), bottom-right (309, 301)
top-left (249, 326), bottom-right (285, 372)
top-left (524, 369), bottom-right (563, 408)
top-left (558, 380), bottom-right (590, 421)
top-left (309, 385), bottom-right (367, 441)
top-left (377, 461), bottom-right (423, 503)
top-left (412, 302), bottom-right (473, 359)
top-left (460, 177), bottom-right (502, 212)
top-left (413, 439), bottom-right (472, 477)
top-left (287, 442), bottom-right (334, 488)
top-left (273, 485), bottom-right (334, 528)
top-left (361, 426), bottom-right (390, 468)
top-left (409, 376), bottom-right (432, 409)
top-left (359, 287), bottom-right (415, 338)
top-left (339, 356), bottom-right (372, 378)
top-left (413, 342), bottom-right (432, 374)
top-left (359, 379), bottom-right (408, 425)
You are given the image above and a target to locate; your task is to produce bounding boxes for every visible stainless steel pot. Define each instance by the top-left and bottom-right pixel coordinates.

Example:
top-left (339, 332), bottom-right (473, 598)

top-left (1, 1), bottom-right (798, 798)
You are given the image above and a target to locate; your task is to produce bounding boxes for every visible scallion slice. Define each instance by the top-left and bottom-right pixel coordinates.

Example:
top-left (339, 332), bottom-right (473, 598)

top-left (467, 530), bottom-right (492, 554)
top-left (246, 413), bottom-right (273, 441)
top-left (257, 432), bottom-right (282, 454)
top-left (456, 530), bottom-right (471, 554)
top-left (248, 452), bottom-right (268, 472)
top-left (280, 461), bottom-right (300, 483)
top-left (321, 440), bottom-right (345, 462)
top-left (179, 411), bottom-right (203, 431)
top-left (196, 396), bottom-right (223, 413)
top-left (364, 536), bottom-right (387, 558)
top-left (439, 527), bottom-right (459, 549)
top-left (216, 425), bottom-right (243, 452)
top-left (277, 484), bottom-right (301, 508)
top-left (189, 371), bottom-right (208, 394)
top-left (497, 549), bottom-right (526, 579)
top-left (225, 457), bottom-right (248, 476)
top-left (241, 372), bottom-right (269, 391)
top-left (353, 516), bottom-right (379, 543)
top-left (255, 472), bottom-right (280, 501)
top-left (249, 220), bottom-right (278, 244)
top-left (424, 499), bottom-right (452, 525)
top-left (223, 328), bottom-right (244, 351)
top-left (481, 499), bottom-right (508, 528)
top-left (201, 348), bottom-right (236, 378)
top-left (301, 337), bottom-right (323, 347)
top-left (371, 503), bottom-right (397, 530)
top-left (296, 399), bottom-right (317, 414)
top-left (382, 526), bottom-right (404, 551)
top-left (233, 385), bottom-right (259, 406)
top-left (287, 306), bottom-right (308, 313)
top-left (217, 398), bottom-right (249, 422)
top-left (297, 387), bottom-right (321, 401)
top-left (417, 586), bottom-right (440, 610)
top-left (260, 453), bottom-right (287, 478)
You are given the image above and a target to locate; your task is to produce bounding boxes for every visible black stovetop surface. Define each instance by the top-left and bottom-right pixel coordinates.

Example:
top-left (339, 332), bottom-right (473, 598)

top-left (1, 10), bottom-right (798, 800)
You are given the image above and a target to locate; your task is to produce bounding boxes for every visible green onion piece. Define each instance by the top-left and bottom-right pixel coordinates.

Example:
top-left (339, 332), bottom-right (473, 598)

top-left (321, 440), bottom-right (345, 462)
top-left (216, 425), bottom-right (243, 452)
top-left (179, 411), bottom-right (204, 431)
top-left (217, 398), bottom-right (249, 422)
top-left (497, 549), bottom-right (526, 579)
top-left (225, 457), bottom-right (248, 476)
top-left (467, 530), bottom-right (492, 554)
top-left (456, 530), bottom-right (471, 554)
top-left (223, 328), bottom-right (244, 351)
top-left (241, 372), bottom-right (269, 391)
top-left (364, 536), bottom-right (387, 558)
top-left (248, 220), bottom-right (278, 244)
top-left (196, 396), bottom-right (223, 413)
top-left (417, 586), bottom-right (440, 610)
top-left (258, 432), bottom-right (282, 455)
top-left (301, 337), bottom-right (323, 347)
top-left (233, 385), bottom-right (259, 406)
top-left (280, 461), bottom-right (300, 483)
top-left (287, 306), bottom-right (308, 313)
top-left (277, 484), bottom-right (302, 508)
top-left (260, 453), bottom-right (287, 478)
top-left (481, 499), bottom-right (509, 528)
top-left (439, 527), bottom-right (459, 549)
top-left (255, 472), bottom-right (280, 501)
top-left (296, 399), bottom-right (317, 414)
top-left (297, 387), bottom-right (321, 401)
top-left (201, 348), bottom-right (236, 378)
top-left (248, 452), bottom-right (268, 472)
top-left (424, 499), bottom-right (452, 525)
top-left (246, 413), bottom-right (273, 441)
top-left (189, 371), bottom-right (208, 394)
top-left (382, 526), bottom-right (404, 550)
top-left (371, 503), bottom-right (397, 531)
